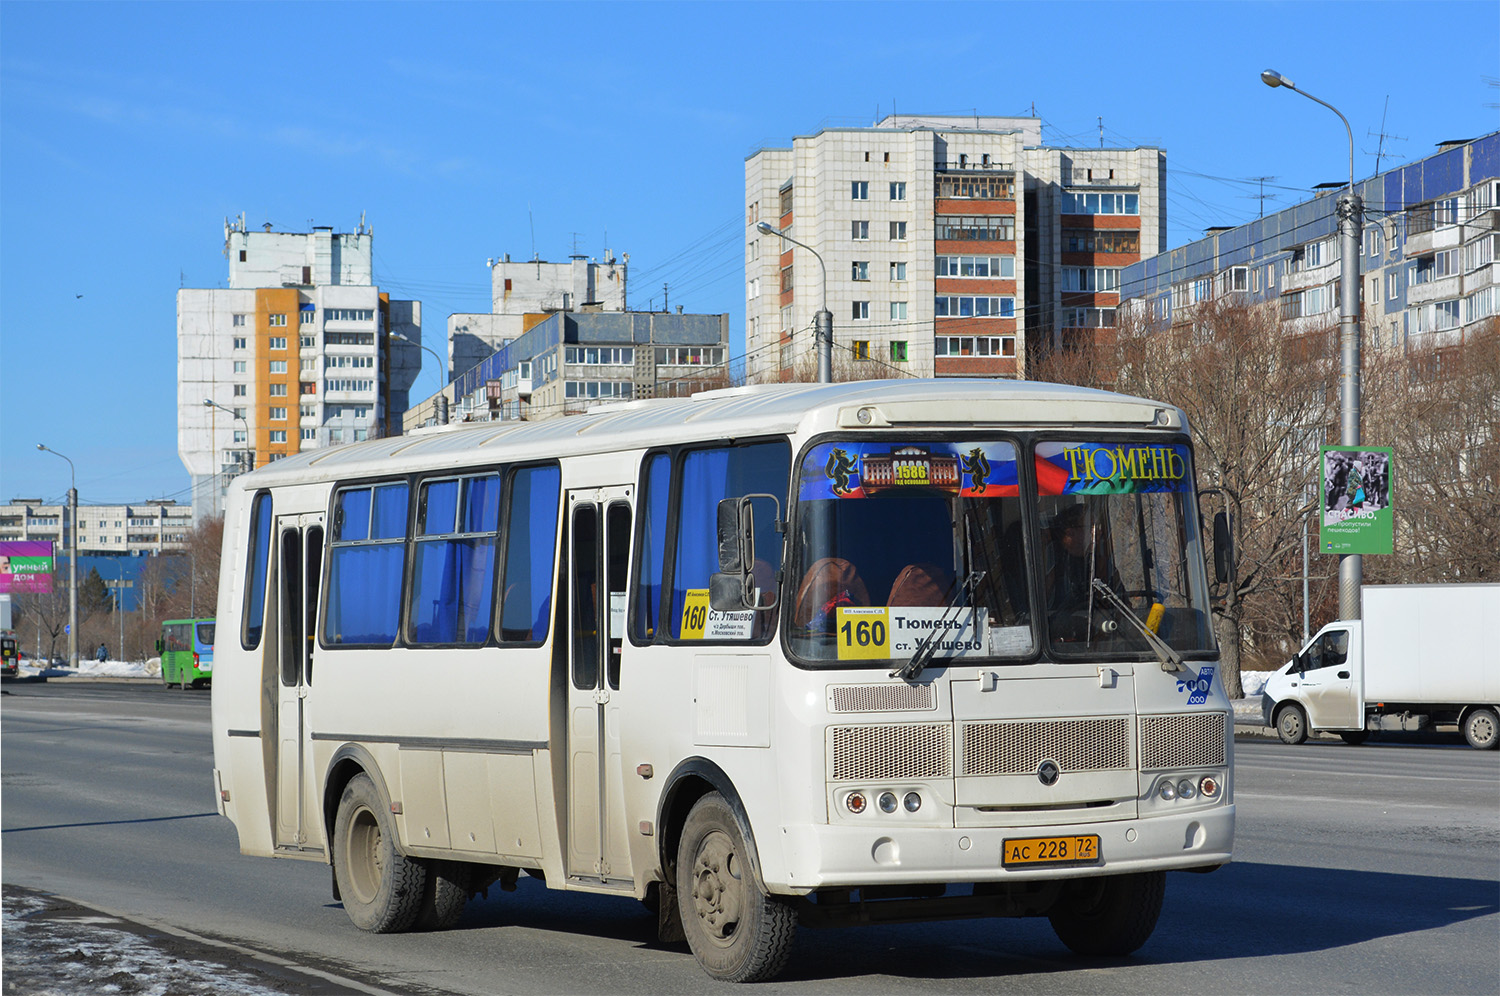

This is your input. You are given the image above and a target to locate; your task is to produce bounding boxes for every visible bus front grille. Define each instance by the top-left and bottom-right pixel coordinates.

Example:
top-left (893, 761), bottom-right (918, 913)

top-left (828, 683), bottom-right (937, 713)
top-left (828, 723), bottom-right (952, 780)
top-left (1139, 712), bottom-right (1226, 770)
top-left (959, 718), bottom-right (1132, 775)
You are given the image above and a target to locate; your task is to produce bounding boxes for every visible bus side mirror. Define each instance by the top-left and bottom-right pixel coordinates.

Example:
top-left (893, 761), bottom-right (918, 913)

top-left (1212, 511), bottom-right (1234, 586)
top-left (155, 638), bottom-right (164, 655)
top-left (710, 495), bottom-right (780, 612)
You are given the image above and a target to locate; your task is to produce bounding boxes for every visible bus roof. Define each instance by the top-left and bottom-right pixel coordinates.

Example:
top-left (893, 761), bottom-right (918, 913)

top-left (232, 378), bottom-right (1183, 492)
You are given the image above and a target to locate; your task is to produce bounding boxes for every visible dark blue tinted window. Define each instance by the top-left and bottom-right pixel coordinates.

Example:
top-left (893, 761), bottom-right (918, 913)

top-left (242, 492), bottom-right (273, 649)
top-left (500, 465), bottom-right (561, 642)
top-left (336, 488), bottom-right (370, 541)
top-left (410, 474), bottom-right (500, 645)
top-left (669, 442), bottom-right (789, 639)
top-left (421, 479), bottom-right (459, 535)
top-left (372, 485), bottom-right (408, 540)
top-left (633, 453), bottom-right (671, 641)
top-left (325, 483), bottom-right (409, 646)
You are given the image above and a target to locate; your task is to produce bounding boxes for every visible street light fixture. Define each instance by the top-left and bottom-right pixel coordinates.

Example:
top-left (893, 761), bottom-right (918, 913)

top-left (203, 398), bottom-right (253, 471)
top-left (392, 331), bottom-right (448, 425)
top-left (1262, 67), bottom-right (1364, 622)
top-left (36, 443), bottom-right (78, 668)
top-left (756, 220), bottom-right (833, 384)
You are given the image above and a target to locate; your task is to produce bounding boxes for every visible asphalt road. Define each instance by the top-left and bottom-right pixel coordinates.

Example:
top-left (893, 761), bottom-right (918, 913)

top-left (3, 680), bottom-right (1497, 994)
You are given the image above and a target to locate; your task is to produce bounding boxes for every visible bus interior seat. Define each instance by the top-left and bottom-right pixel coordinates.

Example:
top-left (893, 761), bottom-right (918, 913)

top-left (793, 557), bottom-right (869, 629)
top-left (886, 563), bottom-right (954, 607)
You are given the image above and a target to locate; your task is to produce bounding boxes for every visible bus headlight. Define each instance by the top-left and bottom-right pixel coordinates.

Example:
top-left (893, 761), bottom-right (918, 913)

top-left (1177, 779), bottom-right (1197, 799)
top-left (1158, 782), bottom-right (1177, 801)
top-left (903, 792), bottom-right (922, 813)
top-left (878, 792), bottom-right (898, 814)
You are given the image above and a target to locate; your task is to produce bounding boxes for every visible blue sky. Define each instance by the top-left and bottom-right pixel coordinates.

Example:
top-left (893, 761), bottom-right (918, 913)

top-left (2, 1), bottom-right (1495, 507)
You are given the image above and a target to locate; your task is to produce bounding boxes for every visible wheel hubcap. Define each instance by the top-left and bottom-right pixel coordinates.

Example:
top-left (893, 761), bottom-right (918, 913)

top-left (346, 806), bottom-right (383, 904)
top-left (691, 830), bottom-right (744, 944)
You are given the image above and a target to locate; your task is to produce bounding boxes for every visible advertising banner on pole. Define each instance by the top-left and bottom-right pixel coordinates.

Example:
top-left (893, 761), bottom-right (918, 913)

top-left (1320, 446), bottom-right (1393, 555)
top-left (0, 541), bottom-right (56, 594)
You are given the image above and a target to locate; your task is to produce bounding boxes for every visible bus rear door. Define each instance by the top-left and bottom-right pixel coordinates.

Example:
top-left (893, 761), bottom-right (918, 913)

top-left (273, 512), bottom-right (325, 851)
top-left (565, 488), bottom-right (634, 887)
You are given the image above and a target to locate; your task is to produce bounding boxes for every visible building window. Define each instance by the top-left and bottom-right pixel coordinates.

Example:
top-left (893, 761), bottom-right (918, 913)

top-left (779, 186), bottom-right (793, 217)
top-left (936, 335), bottom-right (1014, 357)
top-left (1060, 267), bottom-right (1122, 293)
top-left (937, 255), bottom-right (1016, 278)
top-left (269, 430), bottom-right (287, 443)
top-left (890, 340), bottom-right (908, 362)
top-left (232, 314), bottom-right (246, 327)
top-left (564, 346), bottom-right (635, 366)
top-left (655, 346), bottom-right (725, 366)
top-left (748, 240), bottom-right (759, 262)
top-left (270, 407), bottom-right (287, 421)
top-left (324, 309), bottom-right (375, 322)
top-left (233, 336), bottom-right (246, 350)
top-left (935, 215), bottom-right (1015, 241)
top-left (301, 358), bottom-right (316, 372)
top-left (1060, 191), bottom-right (1139, 215)
top-left (851, 181), bottom-right (869, 200)
top-left (852, 220), bottom-right (870, 240)
top-left (300, 310), bottom-right (315, 325)
top-left (301, 428), bottom-right (316, 441)
top-left (268, 314), bottom-right (287, 327)
top-left (233, 361), bottom-right (247, 374)
top-left (300, 404), bottom-right (316, 418)
top-left (300, 382), bottom-right (316, 395)
top-left (851, 261), bottom-right (870, 281)
top-left (232, 430), bottom-right (248, 444)
top-left (935, 295), bottom-right (1015, 318)
top-left (890, 301), bottom-right (908, 320)
top-left (747, 277), bottom-right (760, 300)
top-left (1063, 307), bottom-right (1117, 328)
top-left (852, 340), bottom-right (870, 360)
top-left (1062, 229), bottom-right (1140, 254)
top-left (889, 221), bottom-right (907, 241)
top-left (269, 337), bottom-right (287, 350)
top-left (937, 175), bottom-right (1016, 200)
top-left (852, 301), bottom-right (870, 320)
top-left (300, 335), bottom-right (315, 348)
top-left (269, 360), bottom-right (288, 374)
top-left (780, 266), bottom-right (794, 294)
top-left (890, 181), bottom-right (906, 201)
top-left (269, 383), bottom-right (287, 397)
top-left (1387, 271), bottom-right (1401, 301)
top-left (890, 261), bottom-right (907, 281)
top-left (233, 384), bottom-right (247, 397)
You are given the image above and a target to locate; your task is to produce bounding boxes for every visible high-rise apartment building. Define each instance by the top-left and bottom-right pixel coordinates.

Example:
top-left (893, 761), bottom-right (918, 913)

top-left (178, 217), bottom-right (423, 521)
top-left (744, 115), bottom-right (1163, 383)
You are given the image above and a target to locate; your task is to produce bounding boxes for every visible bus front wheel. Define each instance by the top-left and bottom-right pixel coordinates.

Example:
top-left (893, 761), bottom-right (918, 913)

top-left (676, 792), bottom-right (796, 983)
top-left (333, 773), bottom-right (425, 933)
top-left (1048, 870), bottom-right (1165, 956)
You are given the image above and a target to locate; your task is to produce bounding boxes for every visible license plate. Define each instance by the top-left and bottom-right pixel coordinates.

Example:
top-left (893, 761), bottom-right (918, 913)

top-left (1002, 835), bottom-right (1100, 867)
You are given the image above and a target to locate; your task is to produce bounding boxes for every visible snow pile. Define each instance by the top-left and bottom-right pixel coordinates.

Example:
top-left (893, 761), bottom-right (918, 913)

top-left (1240, 670), bottom-right (1272, 697)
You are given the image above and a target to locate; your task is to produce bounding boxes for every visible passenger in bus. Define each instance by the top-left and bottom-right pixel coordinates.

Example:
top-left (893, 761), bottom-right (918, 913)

top-left (793, 557), bottom-right (869, 632)
top-left (1044, 503), bottom-right (1120, 640)
top-left (886, 563), bottom-right (953, 607)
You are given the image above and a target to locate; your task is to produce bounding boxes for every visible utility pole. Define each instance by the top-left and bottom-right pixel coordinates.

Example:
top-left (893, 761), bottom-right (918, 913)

top-left (37, 444), bottom-right (79, 667)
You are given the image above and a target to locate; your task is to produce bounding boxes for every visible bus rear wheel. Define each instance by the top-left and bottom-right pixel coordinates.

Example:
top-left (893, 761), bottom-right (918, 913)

top-left (333, 773), bottom-right (425, 933)
top-left (676, 792), bottom-right (796, 983)
top-left (415, 860), bottom-right (468, 931)
top-left (1048, 871), bottom-right (1164, 956)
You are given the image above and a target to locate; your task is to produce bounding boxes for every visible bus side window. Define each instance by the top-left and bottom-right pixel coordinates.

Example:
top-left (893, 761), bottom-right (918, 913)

top-left (409, 474), bottom-right (500, 646)
top-left (499, 465), bottom-right (561, 643)
top-left (242, 492), bottom-right (273, 650)
top-left (324, 483), bottom-right (408, 646)
top-left (668, 441), bottom-right (790, 640)
top-left (632, 452), bottom-right (671, 643)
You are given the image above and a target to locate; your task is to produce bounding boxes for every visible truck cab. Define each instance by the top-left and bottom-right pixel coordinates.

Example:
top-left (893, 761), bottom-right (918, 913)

top-left (1262, 622), bottom-right (1366, 744)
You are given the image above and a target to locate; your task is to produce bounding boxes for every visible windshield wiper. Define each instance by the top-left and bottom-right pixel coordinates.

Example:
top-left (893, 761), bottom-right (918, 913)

top-left (890, 571), bottom-right (987, 682)
top-left (1089, 579), bottom-right (1185, 672)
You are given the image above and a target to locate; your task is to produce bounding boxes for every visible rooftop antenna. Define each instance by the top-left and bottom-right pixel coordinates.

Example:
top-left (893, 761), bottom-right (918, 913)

top-left (663, 283), bottom-right (669, 313)
top-left (1243, 176), bottom-right (1278, 217)
top-left (1098, 116), bottom-right (1104, 148)
top-left (1365, 96), bottom-right (1406, 176)
top-left (528, 203), bottom-right (537, 261)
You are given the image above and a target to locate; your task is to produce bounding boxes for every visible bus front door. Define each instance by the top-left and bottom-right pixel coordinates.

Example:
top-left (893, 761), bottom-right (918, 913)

top-left (273, 512), bottom-right (325, 852)
top-left (565, 489), bottom-right (634, 887)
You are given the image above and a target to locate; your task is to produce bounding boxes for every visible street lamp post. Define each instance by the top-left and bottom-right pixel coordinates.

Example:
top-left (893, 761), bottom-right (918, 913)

top-left (36, 443), bottom-right (78, 668)
top-left (756, 220), bottom-right (833, 384)
top-left (203, 398), bottom-right (253, 472)
top-left (1262, 68), bottom-right (1364, 622)
top-left (392, 332), bottom-right (448, 425)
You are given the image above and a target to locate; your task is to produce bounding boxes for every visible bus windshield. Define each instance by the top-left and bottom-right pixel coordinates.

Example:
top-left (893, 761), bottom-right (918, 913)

top-left (789, 439), bottom-right (1034, 665)
top-left (1035, 440), bottom-right (1214, 658)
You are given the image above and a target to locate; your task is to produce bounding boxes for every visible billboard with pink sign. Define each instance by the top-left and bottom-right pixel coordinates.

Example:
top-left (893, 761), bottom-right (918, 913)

top-left (0, 541), bottom-right (55, 594)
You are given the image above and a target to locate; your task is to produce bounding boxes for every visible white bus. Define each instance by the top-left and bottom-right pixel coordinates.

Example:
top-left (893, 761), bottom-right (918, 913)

top-left (210, 379), bottom-right (1233, 983)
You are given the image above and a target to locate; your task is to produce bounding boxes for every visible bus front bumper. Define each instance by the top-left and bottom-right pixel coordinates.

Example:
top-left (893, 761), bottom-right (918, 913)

top-left (769, 804), bottom-right (1234, 892)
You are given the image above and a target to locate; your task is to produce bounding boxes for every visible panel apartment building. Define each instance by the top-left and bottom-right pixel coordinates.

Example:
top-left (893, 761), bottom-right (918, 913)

top-left (178, 217), bottom-right (423, 521)
top-left (0, 498), bottom-right (192, 555)
top-left (1121, 132), bottom-right (1499, 348)
top-left (744, 115), bottom-right (1165, 383)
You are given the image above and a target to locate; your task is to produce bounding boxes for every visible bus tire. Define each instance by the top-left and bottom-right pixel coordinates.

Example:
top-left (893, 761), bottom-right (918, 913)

top-left (1048, 871), bottom-right (1164, 957)
top-left (1276, 703), bottom-right (1308, 745)
top-left (1463, 707), bottom-right (1499, 750)
top-left (415, 860), bottom-right (468, 931)
top-left (676, 792), bottom-right (796, 983)
top-left (332, 773), bottom-right (425, 933)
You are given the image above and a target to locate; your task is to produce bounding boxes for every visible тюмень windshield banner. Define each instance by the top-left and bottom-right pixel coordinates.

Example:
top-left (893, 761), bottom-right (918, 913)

top-left (799, 441), bottom-right (1018, 501)
top-left (1035, 441), bottom-right (1192, 495)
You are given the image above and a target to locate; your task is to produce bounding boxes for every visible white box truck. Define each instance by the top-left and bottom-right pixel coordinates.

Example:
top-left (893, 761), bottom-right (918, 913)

top-left (1261, 584), bottom-right (1500, 750)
